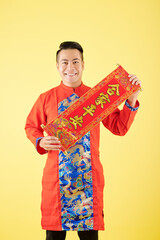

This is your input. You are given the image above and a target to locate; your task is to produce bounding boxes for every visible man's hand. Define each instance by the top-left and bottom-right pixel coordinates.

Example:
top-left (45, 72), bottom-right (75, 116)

top-left (39, 136), bottom-right (61, 151)
top-left (127, 74), bottom-right (141, 107)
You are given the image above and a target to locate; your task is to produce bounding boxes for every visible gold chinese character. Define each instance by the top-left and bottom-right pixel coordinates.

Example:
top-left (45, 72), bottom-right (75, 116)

top-left (69, 115), bottom-right (83, 130)
top-left (95, 92), bottom-right (110, 108)
top-left (107, 84), bottom-right (120, 96)
top-left (83, 104), bottom-right (96, 117)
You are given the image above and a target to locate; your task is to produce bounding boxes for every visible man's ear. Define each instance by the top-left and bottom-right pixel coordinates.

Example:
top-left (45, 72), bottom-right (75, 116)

top-left (82, 61), bottom-right (84, 70)
top-left (56, 62), bottom-right (59, 70)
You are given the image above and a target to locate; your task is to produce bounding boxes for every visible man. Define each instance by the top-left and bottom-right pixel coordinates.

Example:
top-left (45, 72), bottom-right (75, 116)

top-left (25, 41), bottom-right (141, 240)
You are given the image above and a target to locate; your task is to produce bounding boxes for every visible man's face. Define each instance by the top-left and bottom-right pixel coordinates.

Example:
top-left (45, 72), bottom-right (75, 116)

top-left (56, 49), bottom-right (84, 87)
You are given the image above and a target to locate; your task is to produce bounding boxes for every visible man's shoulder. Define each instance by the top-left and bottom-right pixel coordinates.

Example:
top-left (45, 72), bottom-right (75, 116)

top-left (83, 84), bottom-right (91, 89)
top-left (83, 84), bottom-right (91, 91)
top-left (40, 85), bottom-right (60, 98)
top-left (39, 83), bottom-right (91, 99)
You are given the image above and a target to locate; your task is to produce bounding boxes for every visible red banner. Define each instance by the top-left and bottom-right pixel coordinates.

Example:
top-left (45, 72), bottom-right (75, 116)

top-left (41, 65), bottom-right (140, 152)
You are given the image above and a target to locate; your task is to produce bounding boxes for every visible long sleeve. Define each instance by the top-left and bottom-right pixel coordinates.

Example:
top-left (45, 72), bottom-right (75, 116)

top-left (25, 94), bottom-right (47, 154)
top-left (102, 100), bottom-right (140, 136)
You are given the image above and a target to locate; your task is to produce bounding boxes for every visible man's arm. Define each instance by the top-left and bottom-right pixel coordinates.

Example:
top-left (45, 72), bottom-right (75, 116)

top-left (25, 94), bottom-right (61, 154)
top-left (102, 74), bottom-right (141, 135)
top-left (25, 94), bottom-right (48, 154)
top-left (127, 74), bottom-right (141, 107)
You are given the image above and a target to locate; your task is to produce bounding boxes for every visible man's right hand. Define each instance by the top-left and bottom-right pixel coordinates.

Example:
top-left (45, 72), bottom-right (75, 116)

top-left (39, 136), bottom-right (61, 151)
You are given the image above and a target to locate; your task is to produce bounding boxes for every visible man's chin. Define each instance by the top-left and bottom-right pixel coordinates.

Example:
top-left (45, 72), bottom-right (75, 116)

top-left (64, 78), bottom-right (79, 84)
top-left (63, 78), bottom-right (81, 87)
top-left (65, 77), bottom-right (78, 82)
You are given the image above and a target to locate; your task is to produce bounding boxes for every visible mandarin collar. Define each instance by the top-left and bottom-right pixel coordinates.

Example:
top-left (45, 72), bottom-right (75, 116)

top-left (59, 81), bottom-right (85, 92)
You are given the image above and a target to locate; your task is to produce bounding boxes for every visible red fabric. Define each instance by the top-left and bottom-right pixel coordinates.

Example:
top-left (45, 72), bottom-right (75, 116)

top-left (42, 65), bottom-right (140, 152)
top-left (25, 81), bottom-right (139, 230)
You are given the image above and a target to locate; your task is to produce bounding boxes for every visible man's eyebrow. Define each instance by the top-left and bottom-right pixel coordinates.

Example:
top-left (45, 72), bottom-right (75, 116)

top-left (60, 58), bottom-right (80, 62)
top-left (72, 58), bottom-right (80, 61)
top-left (60, 59), bottom-right (68, 62)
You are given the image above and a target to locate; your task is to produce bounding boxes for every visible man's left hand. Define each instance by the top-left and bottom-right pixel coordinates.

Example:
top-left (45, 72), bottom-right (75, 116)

top-left (127, 74), bottom-right (141, 107)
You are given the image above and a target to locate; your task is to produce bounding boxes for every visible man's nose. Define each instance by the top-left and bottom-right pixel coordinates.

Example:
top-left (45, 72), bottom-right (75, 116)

top-left (67, 62), bottom-right (74, 70)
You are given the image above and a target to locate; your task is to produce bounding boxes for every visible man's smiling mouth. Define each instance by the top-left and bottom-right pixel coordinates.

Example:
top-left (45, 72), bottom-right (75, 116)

top-left (64, 73), bottom-right (77, 76)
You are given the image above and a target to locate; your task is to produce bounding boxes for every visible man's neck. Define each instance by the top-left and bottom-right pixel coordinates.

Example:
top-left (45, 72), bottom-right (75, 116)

top-left (62, 80), bottom-right (82, 89)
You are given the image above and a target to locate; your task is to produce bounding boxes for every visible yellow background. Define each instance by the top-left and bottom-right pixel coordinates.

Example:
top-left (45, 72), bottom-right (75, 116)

top-left (0, 0), bottom-right (160, 239)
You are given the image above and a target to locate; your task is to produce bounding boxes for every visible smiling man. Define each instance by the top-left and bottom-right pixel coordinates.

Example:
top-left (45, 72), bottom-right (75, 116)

top-left (56, 48), bottom-right (84, 88)
top-left (25, 41), bottom-right (141, 240)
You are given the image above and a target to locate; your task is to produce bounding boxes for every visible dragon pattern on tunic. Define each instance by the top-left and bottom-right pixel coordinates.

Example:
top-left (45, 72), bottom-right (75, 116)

top-left (58, 93), bottom-right (94, 231)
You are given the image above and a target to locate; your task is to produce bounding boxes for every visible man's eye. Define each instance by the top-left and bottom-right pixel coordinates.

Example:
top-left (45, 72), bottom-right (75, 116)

top-left (74, 61), bottom-right (79, 64)
top-left (62, 62), bottom-right (67, 65)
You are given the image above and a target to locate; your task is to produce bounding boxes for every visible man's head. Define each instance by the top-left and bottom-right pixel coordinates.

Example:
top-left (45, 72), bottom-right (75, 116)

top-left (56, 41), bottom-right (84, 63)
top-left (56, 41), bottom-right (84, 88)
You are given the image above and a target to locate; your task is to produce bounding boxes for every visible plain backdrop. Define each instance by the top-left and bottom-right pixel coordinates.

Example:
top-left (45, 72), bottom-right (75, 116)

top-left (0, 0), bottom-right (160, 239)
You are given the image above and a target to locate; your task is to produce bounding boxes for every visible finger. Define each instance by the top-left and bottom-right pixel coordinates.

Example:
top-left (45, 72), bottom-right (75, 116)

top-left (135, 80), bottom-right (141, 86)
top-left (46, 140), bottom-right (61, 145)
top-left (131, 79), bottom-right (138, 85)
top-left (129, 77), bottom-right (140, 85)
top-left (45, 147), bottom-right (61, 151)
top-left (44, 144), bottom-right (61, 151)
top-left (45, 137), bottom-right (61, 143)
top-left (131, 79), bottom-right (141, 85)
top-left (129, 75), bottom-right (138, 81)
top-left (47, 140), bottom-right (61, 146)
top-left (128, 74), bottom-right (137, 78)
top-left (45, 136), bottom-right (60, 141)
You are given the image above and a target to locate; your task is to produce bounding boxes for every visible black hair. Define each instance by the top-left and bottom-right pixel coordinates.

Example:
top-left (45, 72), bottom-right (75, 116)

top-left (56, 41), bottom-right (84, 62)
